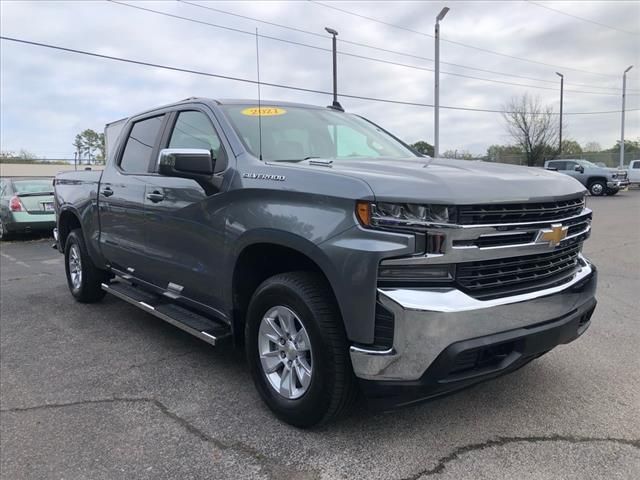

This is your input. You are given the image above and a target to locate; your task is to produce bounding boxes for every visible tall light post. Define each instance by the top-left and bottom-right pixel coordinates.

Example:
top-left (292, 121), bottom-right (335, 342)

top-left (325, 27), bottom-right (343, 111)
top-left (434, 6), bottom-right (449, 158)
top-left (556, 72), bottom-right (564, 154)
top-left (620, 65), bottom-right (633, 168)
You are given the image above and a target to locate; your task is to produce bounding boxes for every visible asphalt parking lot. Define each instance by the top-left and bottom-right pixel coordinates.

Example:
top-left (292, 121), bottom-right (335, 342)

top-left (1, 192), bottom-right (639, 479)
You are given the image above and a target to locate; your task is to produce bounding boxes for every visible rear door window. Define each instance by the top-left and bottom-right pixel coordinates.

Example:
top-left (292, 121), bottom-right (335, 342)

top-left (120, 115), bottom-right (165, 173)
top-left (548, 161), bottom-right (564, 170)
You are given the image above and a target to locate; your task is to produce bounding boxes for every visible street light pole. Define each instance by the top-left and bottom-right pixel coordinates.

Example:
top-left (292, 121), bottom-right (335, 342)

top-left (556, 72), bottom-right (564, 154)
top-left (434, 7), bottom-right (449, 158)
top-left (620, 65), bottom-right (633, 168)
top-left (325, 27), bottom-right (343, 111)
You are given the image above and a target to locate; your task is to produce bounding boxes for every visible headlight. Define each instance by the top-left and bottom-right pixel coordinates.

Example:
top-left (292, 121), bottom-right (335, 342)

top-left (356, 201), bottom-right (456, 228)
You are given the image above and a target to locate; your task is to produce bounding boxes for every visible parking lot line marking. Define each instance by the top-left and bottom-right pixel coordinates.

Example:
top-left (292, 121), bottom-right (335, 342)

top-left (0, 252), bottom-right (31, 268)
top-left (41, 258), bottom-right (62, 265)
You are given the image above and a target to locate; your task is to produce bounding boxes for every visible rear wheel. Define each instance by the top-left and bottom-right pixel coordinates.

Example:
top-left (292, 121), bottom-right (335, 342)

top-left (588, 180), bottom-right (606, 196)
top-left (64, 229), bottom-right (108, 303)
top-left (245, 272), bottom-right (357, 428)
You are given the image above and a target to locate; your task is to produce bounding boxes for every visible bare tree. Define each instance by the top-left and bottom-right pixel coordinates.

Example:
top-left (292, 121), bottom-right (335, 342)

top-left (502, 94), bottom-right (559, 166)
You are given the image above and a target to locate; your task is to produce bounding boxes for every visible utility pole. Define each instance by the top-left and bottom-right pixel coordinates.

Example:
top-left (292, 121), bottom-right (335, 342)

top-left (325, 27), bottom-right (342, 111)
top-left (556, 72), bottom-right (564, 154)
top-left (434, 7), bottom-right (449, 158)
top-left (620, 65), bottom-right (633, 168)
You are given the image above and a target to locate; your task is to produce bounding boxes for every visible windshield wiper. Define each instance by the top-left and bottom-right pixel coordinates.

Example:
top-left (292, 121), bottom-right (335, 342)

top-left (271, 156), bottom-right (323, 163)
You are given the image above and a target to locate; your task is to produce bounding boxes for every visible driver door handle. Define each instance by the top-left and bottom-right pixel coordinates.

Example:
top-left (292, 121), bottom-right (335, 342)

top-left (146, 191), bottom-right (165, 203)
top-left (101, 187), bottom-right (114, 197)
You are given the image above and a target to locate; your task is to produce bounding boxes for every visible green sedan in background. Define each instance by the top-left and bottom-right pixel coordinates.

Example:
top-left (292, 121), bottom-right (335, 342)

top-left (0, 177), bottom-right (56, 240)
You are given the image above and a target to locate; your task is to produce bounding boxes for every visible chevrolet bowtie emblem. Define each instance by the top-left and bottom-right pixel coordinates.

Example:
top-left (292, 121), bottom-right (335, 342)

top-left (537, 223), bottom-right (568, 247)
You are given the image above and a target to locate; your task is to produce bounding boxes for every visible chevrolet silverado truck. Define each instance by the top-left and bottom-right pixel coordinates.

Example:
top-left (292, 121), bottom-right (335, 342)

top-left (54, 98), bottom-right (598, 427)
top-left (544, 158), bottom-right (627, 196)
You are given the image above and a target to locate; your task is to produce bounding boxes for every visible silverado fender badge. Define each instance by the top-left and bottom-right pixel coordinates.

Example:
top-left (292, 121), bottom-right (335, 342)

top-left (242, 173), bottom-right (286, 181)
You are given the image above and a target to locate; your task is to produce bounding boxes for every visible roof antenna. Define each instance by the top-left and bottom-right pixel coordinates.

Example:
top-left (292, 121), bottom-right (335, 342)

top-left (255, 28), bottom-right (263, 161)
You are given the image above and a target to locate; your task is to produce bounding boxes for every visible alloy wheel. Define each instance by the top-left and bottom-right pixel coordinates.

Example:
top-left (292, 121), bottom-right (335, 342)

top-left (68, 244), bottom-right (83, 290)
top-left (258, 305), bottom-right (313, 399)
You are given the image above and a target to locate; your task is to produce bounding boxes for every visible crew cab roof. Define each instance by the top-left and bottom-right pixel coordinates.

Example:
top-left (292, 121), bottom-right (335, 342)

top-left (213, 99), bottom-right (327, 109)
top-left (119, 97), bottom-right (330, 121)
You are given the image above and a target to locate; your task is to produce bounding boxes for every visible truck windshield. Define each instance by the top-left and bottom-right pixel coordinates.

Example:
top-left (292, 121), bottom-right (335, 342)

top-left (576, 160), bottom-right (599, 168)
top-left (220, 105), bottom-right (416, 161)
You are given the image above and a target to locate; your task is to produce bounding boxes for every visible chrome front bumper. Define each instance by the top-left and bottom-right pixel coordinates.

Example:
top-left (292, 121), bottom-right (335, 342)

top-left (350, 255), bottom-right (597, 381)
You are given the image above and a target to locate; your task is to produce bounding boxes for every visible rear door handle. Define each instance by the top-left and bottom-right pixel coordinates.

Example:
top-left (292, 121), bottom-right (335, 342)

top-left (146, 191), bottom-right (165, 203)
top-left (101, 187), bottom-right (114, 197)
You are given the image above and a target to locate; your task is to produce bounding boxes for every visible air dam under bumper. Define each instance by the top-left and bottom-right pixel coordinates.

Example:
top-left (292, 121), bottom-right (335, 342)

top-left (350, 256), bottom-right (597, 408)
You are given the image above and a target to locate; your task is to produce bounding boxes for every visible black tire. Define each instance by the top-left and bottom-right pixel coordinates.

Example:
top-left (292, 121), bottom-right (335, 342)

top-left (588, 180), bottom-right (606, 196)
top-left (64, 229), bottom-right (108, 303)
top-left (605, 188), bottom-right (619, 196)
top-left (0, 220), bottom-right (13, 241)
top-left (245, 272), bottom-right (357, 428)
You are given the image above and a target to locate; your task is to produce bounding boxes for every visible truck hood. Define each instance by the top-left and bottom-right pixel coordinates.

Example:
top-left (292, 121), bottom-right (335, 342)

top-left (299, 157), bottom-right (586, 204)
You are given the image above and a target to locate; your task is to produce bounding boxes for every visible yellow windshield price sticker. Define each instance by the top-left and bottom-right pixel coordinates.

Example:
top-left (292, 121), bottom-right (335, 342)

top-left (241, 107), bottom-right (287, 116)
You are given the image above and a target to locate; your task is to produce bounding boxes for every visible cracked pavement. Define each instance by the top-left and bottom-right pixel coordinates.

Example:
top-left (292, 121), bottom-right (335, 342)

top-left (1, 192), bottom-right (639, 479)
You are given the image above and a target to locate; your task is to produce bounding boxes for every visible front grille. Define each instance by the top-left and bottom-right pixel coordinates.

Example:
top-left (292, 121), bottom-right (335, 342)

top-left (567, 218), bottom-right (590, 236)
top-left (456, 244), bottom-right (582, 300)
top-left (457, 197), bottom-right (584, 225)
top-left (458, 232), bottom-right (536, 248)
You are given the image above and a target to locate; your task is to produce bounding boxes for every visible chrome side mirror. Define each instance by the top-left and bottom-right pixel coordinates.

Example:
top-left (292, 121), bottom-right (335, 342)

top-left (158, 148), bottom-right (214, 178)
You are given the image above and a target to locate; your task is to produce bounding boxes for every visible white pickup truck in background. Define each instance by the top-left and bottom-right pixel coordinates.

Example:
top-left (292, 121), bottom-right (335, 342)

top-left (626, 160), bottom-right (640, 187)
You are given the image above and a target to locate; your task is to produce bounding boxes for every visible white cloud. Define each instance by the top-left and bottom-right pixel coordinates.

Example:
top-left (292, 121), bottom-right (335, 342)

top-left (1, 0), bottom-right (638, 158)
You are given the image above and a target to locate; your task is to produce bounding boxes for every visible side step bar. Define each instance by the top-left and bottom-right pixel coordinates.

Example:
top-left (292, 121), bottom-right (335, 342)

top-left (101, 281), bottom-right (231, 346)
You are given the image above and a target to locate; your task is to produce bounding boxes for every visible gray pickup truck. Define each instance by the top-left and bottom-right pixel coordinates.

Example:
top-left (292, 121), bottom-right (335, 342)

top-left (544, 159), bottom-right (627, 196)
top-left (54, 98), bottom-right (598, 427)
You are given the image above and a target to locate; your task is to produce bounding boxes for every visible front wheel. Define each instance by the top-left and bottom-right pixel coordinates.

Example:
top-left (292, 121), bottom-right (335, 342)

top-left (588, 180), bottom-right (606, 196)
top-left (64, 229), bottom-right (108, 303)
top-left (245, 272), bottom-right (357, 428)
top-left (605, 188), bottom-right (619, 196)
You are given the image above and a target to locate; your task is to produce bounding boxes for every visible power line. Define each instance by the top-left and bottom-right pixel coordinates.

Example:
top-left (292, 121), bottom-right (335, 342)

top-left (526, 1), bottom-right (640, 36)
top-left (178, 0), bottom-right (633, 92)
top-left (308, 0), bottom-right (623, 79)
top-left (2, 35), bottom-right (636, 116)
top-left (108, 1), bottom-right (635, 97)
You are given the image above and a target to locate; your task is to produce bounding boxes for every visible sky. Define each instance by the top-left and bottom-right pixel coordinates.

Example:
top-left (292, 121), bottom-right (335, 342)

top-left (1, 0), bottom-right (639, 158)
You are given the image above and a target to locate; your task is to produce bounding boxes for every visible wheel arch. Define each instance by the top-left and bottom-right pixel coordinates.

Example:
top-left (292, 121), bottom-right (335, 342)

top-left (57, 207), bottom-right (82, 251)
top-left (229, 230), bottom-right (344, 344)
top-left (587, 176), bottom-right (608, 186)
